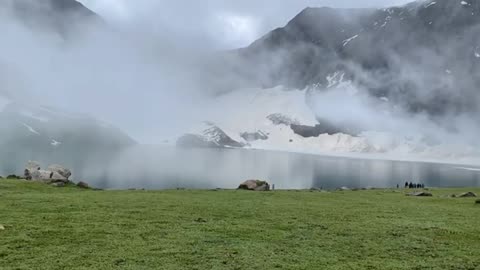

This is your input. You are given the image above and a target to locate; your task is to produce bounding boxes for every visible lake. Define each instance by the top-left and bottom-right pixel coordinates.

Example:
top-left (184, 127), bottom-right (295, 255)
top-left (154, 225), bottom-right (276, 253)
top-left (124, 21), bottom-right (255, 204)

top-left (84, 146), bottom-right (480, 190)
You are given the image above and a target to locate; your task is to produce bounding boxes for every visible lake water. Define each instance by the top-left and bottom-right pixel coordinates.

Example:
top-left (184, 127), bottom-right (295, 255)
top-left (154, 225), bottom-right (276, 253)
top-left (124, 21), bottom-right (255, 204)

top-left (86, 146), bottom-right (480, 190)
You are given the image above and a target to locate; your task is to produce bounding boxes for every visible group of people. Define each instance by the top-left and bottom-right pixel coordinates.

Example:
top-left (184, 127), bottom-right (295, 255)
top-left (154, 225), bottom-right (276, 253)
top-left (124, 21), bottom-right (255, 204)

top-left (404, 182), bottom-right (425, 189)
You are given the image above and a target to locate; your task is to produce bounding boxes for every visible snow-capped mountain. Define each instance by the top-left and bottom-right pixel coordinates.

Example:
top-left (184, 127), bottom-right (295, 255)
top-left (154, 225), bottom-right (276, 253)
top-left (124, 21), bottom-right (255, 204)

top-left (177, 80), bottom-right (480, 165)
top-left (175, 0), bottom-right (480, 164)
top-left (213, 0), bottom-right (480, 117)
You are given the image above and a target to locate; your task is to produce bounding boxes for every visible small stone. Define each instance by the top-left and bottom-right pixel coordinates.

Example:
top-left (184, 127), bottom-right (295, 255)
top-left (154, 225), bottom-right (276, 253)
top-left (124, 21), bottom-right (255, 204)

top-left (407, 192), bottom-right (433, 197)
top-left (458, 192), bottom-right (477, 198)
top-left (0, 224), bottom-right (4, 230)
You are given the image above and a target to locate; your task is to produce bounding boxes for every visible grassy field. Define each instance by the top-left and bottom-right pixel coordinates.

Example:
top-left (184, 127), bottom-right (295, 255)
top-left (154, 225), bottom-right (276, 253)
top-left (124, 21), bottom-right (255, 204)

top-left (0, 180), bottom-right (479, 270)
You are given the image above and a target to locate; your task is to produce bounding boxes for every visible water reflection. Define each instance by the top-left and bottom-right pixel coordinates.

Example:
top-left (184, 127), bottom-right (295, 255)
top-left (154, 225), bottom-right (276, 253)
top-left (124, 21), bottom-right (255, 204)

top-left (82, 146), bottom-right (480, 190)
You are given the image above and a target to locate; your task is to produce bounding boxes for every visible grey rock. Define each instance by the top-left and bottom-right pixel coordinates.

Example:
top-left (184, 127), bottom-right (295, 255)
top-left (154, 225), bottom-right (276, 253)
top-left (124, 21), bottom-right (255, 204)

top-left (31, 170), bottom-right (67, 182)
top-left (238, 180), bottom-right (270, 191)
top-left (76, 181), bottom-right (90, 189)
top-left (407, 192), bottom-right (433, 197)
top-left (47, 164), bottom-right (72, 180)
top-left (458, 192), bottom-right (477, 198)
top-left (26, 161), bottom-right (41, 171)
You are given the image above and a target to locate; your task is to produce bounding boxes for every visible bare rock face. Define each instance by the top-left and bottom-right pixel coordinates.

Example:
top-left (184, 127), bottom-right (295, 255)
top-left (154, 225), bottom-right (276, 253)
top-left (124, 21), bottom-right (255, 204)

top-left (238, 180), bottom-right (271, 191)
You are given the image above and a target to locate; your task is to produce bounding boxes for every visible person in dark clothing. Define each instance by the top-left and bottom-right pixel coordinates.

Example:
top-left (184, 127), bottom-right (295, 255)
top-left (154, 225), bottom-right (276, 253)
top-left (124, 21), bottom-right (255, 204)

top-left (409, 182), bottom-right (414, 189)
top-left (405, 182), bottom-right (409, 188)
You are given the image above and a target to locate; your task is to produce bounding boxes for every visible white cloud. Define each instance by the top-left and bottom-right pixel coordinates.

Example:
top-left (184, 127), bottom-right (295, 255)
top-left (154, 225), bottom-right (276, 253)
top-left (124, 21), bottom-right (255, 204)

top-left (78, 0), bottom-right (413, 49)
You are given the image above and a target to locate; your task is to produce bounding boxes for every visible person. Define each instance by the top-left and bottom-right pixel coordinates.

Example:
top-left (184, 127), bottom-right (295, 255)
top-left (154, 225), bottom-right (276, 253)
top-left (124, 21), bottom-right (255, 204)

top-left (397, 184), bottom-right (399, 189)
top-left (409, 182), bottom-right (414, 189)
top-left (405, 182), bottom-right (409, 188)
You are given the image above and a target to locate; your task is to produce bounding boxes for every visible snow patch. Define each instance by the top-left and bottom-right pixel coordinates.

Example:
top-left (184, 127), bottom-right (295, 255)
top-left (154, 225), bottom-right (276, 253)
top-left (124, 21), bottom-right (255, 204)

top-left (342, 35), bottom-right (359, 47)
top-left (424, 2), bottom-right (436, 8)
top-left (51, 139), bottom-right (62, 147)
top-left (22, 123), bottom-right (40, 135)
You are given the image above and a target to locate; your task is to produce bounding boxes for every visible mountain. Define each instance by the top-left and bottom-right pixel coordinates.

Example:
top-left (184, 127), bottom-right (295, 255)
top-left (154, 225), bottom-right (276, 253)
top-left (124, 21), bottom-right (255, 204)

top-left (180, 0), bottom-right (480, 164)
top-left (0, 95), bottom-right (135, 179)
top-left (1, 0), bottom-right (101, 34)
top-left (216, 0), bottom-right (480, 117)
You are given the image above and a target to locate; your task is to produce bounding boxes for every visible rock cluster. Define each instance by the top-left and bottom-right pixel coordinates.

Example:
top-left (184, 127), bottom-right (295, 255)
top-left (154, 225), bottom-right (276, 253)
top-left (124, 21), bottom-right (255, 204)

top-left (24, 161), bottom-right (71, 185)
top-left (238, 180), bottom-right (271, 191)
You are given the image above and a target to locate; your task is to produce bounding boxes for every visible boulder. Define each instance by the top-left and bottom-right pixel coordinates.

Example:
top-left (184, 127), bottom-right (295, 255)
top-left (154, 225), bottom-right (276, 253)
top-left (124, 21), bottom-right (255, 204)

top-left (24, 162), bottom-right (72, 183)
top-left (77, 181), bottom-right (90, 189)
top-left (238, 180), bottom-right (270, 191)
top-left (476, 199), bottom-right (480, 204)
top-left (31, 170), bottom-right (68, 183)
top-left (26, 161), bottom-right (41, 171)
top-left (458, 192), bottom-right (477, 198)
top-left (407, 192), bottom-right (433, 197)
top-left (47, 165), bottom-right (72, 179)
top-left (25, 161), bottom-right (41, 180)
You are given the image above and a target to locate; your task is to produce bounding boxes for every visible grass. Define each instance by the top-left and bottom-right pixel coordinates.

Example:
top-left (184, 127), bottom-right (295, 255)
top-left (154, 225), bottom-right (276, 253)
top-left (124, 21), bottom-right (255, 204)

top-left (0, 180), bottom-right (479, 270)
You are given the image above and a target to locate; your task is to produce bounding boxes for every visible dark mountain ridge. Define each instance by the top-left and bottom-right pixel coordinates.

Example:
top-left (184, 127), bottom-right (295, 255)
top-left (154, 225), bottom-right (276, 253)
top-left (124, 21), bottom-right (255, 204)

top-left (1, 0), bottom-right (101, 35)
top-left (220, 0), bottom-right (480, 117)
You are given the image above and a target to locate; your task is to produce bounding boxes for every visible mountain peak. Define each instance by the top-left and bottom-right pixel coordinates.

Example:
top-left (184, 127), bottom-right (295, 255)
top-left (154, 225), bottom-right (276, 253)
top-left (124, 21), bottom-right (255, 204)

top-left (4, 0), bottom-right (101, 34)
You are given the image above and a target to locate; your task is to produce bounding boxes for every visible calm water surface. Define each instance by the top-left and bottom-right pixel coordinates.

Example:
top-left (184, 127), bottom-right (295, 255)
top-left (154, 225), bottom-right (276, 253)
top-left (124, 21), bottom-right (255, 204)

top-left (86, 146), bottom-right (480, 190)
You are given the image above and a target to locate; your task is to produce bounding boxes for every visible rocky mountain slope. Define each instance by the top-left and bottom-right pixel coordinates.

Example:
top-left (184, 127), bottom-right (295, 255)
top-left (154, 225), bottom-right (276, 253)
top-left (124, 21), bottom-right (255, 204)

top-left (216, 0), bottom-right (480, 117)
top-left (181, 0), bottom-right (480, 163)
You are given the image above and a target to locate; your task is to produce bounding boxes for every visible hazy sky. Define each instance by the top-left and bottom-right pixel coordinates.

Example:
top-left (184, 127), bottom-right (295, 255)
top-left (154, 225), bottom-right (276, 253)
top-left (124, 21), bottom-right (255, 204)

top-left (78, 0), bottom-right (412, 49)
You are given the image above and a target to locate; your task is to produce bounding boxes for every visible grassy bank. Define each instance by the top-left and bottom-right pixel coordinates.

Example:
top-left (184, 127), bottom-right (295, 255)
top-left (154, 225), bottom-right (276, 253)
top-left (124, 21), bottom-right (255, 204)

top-left (0, 180), bottom-right (479, 270)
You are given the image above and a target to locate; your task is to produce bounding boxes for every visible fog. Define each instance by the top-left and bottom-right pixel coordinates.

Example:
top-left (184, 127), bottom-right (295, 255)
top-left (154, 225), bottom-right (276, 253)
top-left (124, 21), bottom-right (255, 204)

top-left (79, 0), bottom-right (412, 49)
top-left (1, 0), bottom-right (480, 189)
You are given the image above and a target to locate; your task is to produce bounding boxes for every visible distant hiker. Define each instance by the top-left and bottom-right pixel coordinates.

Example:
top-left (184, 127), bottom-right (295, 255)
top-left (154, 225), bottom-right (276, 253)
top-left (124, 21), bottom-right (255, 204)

top-left (421, 184), bottom-right (425, 189)
top-left (409, 182), bottom-right (413, 189)
top-left (272, 184), bottom-right (275, 191)
top-left (397, 184), bottom-right (399, 189)
top-left (405, 182), bottom-right (409, 188)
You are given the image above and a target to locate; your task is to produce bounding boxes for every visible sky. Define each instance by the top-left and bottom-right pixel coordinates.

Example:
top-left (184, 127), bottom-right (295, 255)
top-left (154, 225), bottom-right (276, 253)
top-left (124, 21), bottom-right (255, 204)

top-left (78, 0), bottom-right (412, 49)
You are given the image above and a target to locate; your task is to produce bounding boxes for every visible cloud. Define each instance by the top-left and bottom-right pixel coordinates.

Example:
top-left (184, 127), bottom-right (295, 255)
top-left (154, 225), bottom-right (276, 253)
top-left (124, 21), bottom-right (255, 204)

top-left (78, 0), bottom-right (413, 49)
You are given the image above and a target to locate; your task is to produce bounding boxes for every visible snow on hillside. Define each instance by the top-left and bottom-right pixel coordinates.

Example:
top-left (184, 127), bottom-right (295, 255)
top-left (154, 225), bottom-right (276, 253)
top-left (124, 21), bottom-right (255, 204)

top-left (179, 83), bottom-right (480, 165)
